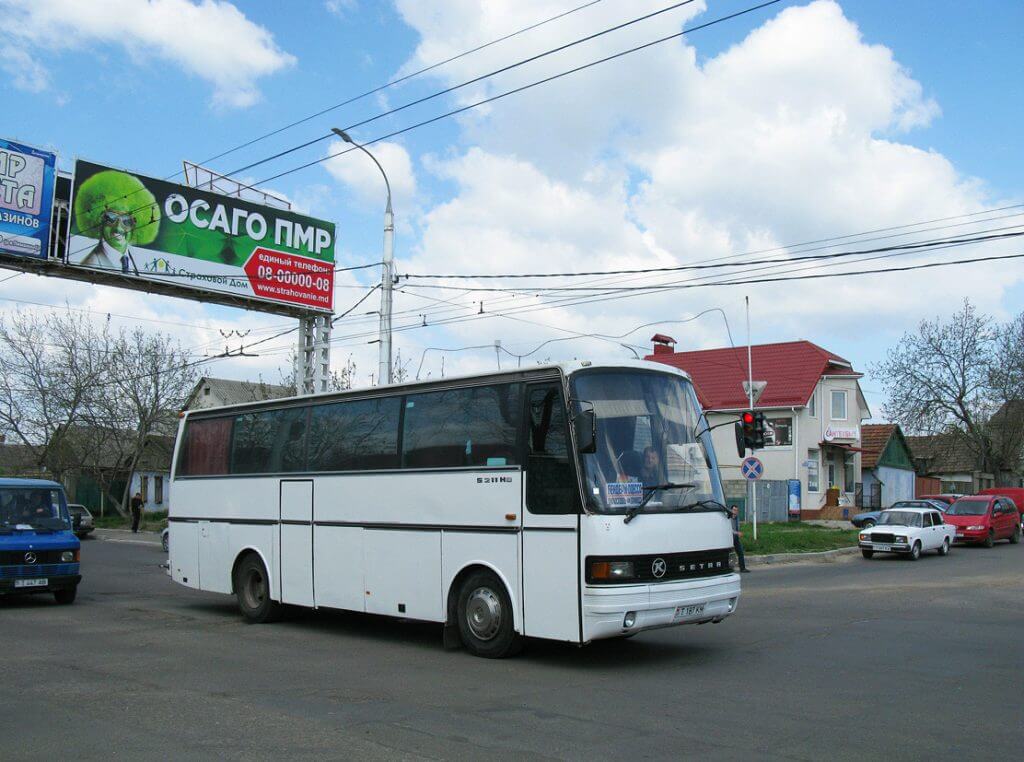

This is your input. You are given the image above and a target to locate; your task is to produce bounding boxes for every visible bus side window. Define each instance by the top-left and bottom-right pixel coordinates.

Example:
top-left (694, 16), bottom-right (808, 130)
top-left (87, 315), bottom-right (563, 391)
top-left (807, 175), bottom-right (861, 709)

top-left (178, 416), bottom-right (232, 476)
top-left (526, 384), bottom-right (578, 515)
top-left (402, 384), bottom-right (520, 469)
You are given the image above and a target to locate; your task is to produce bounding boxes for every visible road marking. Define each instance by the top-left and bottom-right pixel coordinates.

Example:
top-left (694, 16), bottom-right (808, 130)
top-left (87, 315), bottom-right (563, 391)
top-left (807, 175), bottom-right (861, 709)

top-left (101, 538), bottom-right (161, 547)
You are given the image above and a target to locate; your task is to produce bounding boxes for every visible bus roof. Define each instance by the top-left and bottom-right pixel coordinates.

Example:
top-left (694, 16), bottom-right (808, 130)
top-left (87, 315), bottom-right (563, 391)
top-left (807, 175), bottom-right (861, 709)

top-left (182, 359), bottom-right (694, 418)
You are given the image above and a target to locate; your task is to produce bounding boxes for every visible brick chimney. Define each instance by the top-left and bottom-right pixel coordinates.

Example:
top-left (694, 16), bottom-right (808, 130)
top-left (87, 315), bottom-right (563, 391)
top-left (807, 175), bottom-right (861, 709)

top-left (651, 333), bottom-right (676, 355)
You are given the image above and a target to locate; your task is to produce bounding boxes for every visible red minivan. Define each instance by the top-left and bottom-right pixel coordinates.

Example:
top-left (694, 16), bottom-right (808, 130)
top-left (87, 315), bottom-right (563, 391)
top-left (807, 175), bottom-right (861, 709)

top-left (976, 488), bottom-right (1024, 529)
top-left (944, 496), bottom-right (1022, 547)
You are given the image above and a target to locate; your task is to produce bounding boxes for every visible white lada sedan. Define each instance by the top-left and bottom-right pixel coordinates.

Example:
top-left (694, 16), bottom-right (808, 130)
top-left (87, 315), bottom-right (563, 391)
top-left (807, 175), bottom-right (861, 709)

top-left (858, 507), bottom-right (955, 560)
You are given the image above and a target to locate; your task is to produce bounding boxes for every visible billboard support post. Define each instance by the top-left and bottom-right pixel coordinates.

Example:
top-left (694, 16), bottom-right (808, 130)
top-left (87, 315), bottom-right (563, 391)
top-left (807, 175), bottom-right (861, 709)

top-left (298, 313), bottom-right (332, 394)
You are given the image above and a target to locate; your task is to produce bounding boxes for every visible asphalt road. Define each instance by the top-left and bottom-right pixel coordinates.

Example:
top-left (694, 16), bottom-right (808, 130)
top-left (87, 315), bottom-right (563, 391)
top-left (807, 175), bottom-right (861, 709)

top-left (2, 534), bottom-right (1022, 761)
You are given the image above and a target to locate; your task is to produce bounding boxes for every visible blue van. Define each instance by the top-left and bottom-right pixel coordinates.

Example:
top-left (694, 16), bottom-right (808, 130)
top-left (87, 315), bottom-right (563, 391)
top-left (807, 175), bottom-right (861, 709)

top-left (0, 478), bottom-right (81, 604)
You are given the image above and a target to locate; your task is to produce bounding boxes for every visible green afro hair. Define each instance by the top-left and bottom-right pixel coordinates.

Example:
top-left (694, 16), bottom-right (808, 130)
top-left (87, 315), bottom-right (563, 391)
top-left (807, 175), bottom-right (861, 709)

top-left (73, 170), bottom-right (160, 245)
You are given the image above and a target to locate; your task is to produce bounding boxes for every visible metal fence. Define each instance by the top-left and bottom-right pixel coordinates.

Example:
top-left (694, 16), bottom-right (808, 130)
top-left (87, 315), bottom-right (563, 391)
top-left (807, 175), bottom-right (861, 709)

top-left (743, 479), bottom-right (791, 522)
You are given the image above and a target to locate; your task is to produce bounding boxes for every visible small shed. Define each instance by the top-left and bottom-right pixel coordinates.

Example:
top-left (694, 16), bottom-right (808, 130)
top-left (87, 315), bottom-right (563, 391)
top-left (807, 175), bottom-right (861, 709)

top-left (861, 424), bottom-right (916, 508)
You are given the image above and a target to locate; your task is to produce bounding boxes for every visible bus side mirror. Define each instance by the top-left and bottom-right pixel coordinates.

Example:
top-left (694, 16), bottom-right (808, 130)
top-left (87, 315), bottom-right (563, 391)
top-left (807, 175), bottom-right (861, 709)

top-left (734, 422), bottom-right (746, 459)
top-left (574, 407), bottom-right (597, 454)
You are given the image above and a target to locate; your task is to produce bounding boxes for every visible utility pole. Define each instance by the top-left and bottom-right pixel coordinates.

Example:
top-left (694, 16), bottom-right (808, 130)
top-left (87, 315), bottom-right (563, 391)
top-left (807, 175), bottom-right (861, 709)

top-left (747, 295), bottom-right (757, 542)
top-left (332, 128), bottom-right (393, 385)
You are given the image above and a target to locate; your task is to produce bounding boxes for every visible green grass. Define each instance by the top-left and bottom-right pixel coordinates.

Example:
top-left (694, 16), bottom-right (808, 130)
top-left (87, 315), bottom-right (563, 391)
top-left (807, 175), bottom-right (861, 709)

top-left (740, 521), bottom-right (859, 555)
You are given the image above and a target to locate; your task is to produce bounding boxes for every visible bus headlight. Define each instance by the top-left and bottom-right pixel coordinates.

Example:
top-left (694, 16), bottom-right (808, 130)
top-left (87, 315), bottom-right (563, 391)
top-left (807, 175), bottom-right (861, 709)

top-left (590, 561), bottom-right (635, 581)
top-left (61, 551), bottom-right (76, 562)
top-left (728, 551), bottom-right (738, 570)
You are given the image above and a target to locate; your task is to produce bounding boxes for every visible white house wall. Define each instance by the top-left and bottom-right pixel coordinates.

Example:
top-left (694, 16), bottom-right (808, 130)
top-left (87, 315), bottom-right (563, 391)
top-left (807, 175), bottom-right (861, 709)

top-left (705, 376), bottom-right (869, 512)
top-left (876, 466), bottom-right (915, 506)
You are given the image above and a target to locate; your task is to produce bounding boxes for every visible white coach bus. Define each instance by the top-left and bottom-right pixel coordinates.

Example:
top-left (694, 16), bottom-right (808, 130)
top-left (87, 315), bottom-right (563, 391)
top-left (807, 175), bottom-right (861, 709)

top-left (168, 360), bottom-right (741, 657)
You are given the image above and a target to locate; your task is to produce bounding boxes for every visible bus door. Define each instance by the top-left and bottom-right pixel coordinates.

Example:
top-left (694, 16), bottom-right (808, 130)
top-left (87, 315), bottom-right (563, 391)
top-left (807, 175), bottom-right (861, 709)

top-left (279, 479), bottom-right (314, 607)
top-left (521, 382), bottom-right (581, 643)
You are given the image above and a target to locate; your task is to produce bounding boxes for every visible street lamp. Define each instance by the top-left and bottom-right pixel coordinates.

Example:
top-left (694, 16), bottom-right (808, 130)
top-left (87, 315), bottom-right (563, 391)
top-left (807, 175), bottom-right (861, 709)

top-left (332, 127), bottom-right (394, 385)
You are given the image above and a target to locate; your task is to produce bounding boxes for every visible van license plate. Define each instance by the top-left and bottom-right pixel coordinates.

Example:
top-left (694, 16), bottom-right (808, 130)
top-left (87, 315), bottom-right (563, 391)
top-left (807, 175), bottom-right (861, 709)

top-left (674, 604), bottom-right (705, 620)
top-left (14, 578), bottom-right (47, 588)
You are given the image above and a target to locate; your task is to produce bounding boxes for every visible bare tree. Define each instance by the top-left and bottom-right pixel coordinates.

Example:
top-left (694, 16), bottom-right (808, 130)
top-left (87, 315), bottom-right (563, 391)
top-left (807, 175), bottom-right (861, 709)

top-left (277, 349), bottom-right (358, 393)
top-left (872, 300), bottom-right (1022, 476)
top-left (104, 327), bottom-right (197, 514)
top-left (0, 309), bottom-right (113, 479)
top-left (0, 310), bottom-right (197, 515)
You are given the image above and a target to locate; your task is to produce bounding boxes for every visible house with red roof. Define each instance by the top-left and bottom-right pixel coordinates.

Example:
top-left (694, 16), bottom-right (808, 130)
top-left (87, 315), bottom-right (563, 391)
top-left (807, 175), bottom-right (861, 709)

top-left (860, 423), bottom-right (916, 508)
top-left (646, 337), bottom-right (870, 515)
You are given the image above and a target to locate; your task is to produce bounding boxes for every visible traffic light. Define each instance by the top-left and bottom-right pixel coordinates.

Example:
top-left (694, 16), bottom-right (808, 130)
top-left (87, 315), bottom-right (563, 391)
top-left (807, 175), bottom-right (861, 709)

top-left (734, 410), bottom-right (767, 456)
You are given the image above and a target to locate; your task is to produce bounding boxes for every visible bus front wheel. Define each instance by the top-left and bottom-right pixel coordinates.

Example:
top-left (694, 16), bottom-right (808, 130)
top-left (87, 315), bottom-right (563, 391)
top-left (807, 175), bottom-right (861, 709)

top-left (456, 570), bottom-right (521, 658)
top-left (233, 554), bottom-right (282, 624)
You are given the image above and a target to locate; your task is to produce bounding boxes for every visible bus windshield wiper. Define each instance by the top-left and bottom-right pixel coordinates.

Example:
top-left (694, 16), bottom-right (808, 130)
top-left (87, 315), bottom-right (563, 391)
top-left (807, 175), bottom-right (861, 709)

top-left (623, 483), bottom-right (695, 525)
top-left (669, 499), bottom-right (730, 516)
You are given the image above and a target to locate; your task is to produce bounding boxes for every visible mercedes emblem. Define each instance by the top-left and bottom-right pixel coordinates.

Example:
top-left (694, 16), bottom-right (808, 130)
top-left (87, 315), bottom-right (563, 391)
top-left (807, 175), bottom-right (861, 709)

top-left (24, 551), bottom-right (37, 564)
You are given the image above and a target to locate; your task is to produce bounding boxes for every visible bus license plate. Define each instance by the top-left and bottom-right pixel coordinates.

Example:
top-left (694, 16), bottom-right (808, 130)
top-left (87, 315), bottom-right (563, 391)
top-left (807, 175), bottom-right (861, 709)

top-left (14, 578), bottom-right (47, 588)
top-left (674, 604), bottom-right (705, 620)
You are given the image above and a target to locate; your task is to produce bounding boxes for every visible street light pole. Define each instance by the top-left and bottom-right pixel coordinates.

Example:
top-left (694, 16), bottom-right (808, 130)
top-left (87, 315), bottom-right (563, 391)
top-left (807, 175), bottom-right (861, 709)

top-left (332, 128), bottom-right (393, 384)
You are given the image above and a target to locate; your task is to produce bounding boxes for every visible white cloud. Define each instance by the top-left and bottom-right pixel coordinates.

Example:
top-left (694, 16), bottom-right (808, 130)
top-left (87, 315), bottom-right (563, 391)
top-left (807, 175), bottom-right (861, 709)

top-left (324, 0), bottom-right (358, 17)
top-left (388, 0), bottom-right (1020, 380)
top-left (0, 0), bottom-right (295, 107)
top-left (0, 44), bottom-right (49, 92)
top-left (323, 139), bottom-right (417, 210)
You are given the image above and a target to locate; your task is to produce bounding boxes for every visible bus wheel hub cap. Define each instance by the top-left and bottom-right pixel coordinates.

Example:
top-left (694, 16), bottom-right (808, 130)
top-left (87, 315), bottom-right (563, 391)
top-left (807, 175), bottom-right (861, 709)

top-left (467, 588), bottom-right (501, 641)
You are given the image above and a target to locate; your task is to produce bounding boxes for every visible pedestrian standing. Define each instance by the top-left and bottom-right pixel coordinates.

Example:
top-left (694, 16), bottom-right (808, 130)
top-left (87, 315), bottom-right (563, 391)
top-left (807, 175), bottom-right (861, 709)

top-left (731, 504), bottom-right (749, 573)
top-left (130, 491), bottom-right (144, 533)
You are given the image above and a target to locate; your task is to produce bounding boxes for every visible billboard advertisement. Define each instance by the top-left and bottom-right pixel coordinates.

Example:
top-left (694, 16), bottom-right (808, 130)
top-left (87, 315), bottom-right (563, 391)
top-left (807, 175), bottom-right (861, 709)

top-left (66, 160), bottom-right (336, 312)
top-left (0, 138), bottom-right (57, 260)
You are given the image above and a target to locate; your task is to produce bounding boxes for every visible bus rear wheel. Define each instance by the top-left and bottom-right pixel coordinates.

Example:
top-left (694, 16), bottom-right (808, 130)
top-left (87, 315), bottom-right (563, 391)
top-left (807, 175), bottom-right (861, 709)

top-left (234, 554), bottom-right (282, 624)
top-left (456, 570), bottom-right (521, 658)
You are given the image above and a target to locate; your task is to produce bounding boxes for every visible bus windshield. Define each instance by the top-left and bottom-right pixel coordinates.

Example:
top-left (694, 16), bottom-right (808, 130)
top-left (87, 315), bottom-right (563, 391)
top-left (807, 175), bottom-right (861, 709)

top-left (0, 488), bottom-right (68, 531)
top-left (571, 369), bottom-right (724, 515)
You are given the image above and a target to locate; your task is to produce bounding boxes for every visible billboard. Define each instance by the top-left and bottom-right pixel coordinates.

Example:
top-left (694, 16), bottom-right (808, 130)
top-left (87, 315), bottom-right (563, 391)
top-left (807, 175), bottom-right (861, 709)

top-left (0, 138), bottom-right (57, 260)
top-left (67, 160), bottom-right (336, 312)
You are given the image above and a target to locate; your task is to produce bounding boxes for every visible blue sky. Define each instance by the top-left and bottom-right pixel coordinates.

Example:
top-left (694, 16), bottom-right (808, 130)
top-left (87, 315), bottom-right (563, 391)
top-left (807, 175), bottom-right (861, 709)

top-left (2, 0), bottom-right (1022, 411)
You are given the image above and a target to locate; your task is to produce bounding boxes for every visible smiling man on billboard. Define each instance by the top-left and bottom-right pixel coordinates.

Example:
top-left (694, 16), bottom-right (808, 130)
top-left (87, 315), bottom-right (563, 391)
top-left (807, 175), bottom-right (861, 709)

top-left (70, 169), bottom-right (160, 275)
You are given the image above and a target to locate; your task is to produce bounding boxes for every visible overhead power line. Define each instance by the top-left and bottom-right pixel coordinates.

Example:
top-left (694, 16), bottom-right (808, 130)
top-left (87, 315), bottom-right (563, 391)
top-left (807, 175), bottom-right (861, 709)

top-left (251, 0), bottom-right (784, 187)
top-left (227, 0), bottom-right (701, 178)
top-left (314, 206), bottom-right (1024, 333)
top-left (65, 1), bottom-right (607, 233)
top-left (64, 0), bottom-right (778, 260)
top-left (397, 228), bottom-right (1024, 293)
top-left (200, 0), bottom-right (606, 168)
top-left (289, 249), bottom-right (1024, 351)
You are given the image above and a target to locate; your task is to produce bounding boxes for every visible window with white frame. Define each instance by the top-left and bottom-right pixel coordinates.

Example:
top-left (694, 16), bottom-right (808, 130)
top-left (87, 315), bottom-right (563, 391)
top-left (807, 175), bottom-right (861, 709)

top-left (808, 389), bottom-right (816, 417)
top-left (807, 450), bottom-right (820, 492)
top-left (764, 416), bottom-right (793, 447)
top-left (844, 452), bottom-right (856, 493)
top-left (830, 390), bottom-right (847, 420)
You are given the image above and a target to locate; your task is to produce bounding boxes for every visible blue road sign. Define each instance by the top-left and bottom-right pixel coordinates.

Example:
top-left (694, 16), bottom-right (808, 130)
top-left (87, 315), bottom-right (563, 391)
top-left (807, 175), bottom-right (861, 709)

top-left (741, 456), bottom-right (764, 480)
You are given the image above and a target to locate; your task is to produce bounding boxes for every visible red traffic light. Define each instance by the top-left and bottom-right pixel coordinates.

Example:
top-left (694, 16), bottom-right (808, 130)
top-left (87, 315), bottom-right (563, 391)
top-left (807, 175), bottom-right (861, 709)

top-left (741, 411), bottom-right (755, 424)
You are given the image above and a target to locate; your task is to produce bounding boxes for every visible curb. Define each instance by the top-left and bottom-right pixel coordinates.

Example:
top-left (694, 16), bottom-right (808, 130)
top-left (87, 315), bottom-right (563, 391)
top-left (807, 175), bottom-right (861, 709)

top-left (93, 528), bottom-right (162, 547)
top-left (747, 546), bottom-right (860, 567)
